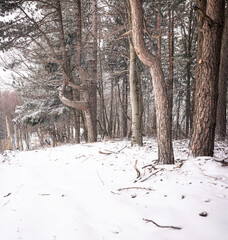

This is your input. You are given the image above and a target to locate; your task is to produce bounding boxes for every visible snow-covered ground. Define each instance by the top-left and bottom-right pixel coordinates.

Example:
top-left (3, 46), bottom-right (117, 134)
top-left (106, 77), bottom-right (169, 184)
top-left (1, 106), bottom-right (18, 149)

top-left (0, 138), bottom-right (227, 240)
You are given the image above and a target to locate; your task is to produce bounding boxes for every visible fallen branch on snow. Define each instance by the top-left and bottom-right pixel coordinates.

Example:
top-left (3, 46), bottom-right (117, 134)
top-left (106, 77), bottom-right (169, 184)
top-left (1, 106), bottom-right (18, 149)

top-left (139, 169), bottom-right (163, 182)
top-left (3, 193), bottom-right (11, 198)
top-left (96, 170), bottom-right (105, 186)
top-left (143, 218), bottom-right (182, 230)
top-left (117, 187), bottom-right (154, 192)
top-left (98, 145), bottom-right (127, 156)
top-left (39, 193), bottom-right (51, 196)
top-left (98, 150), bottom-right (112, 155)
top-left (214, 158), bottom-right (228, 166)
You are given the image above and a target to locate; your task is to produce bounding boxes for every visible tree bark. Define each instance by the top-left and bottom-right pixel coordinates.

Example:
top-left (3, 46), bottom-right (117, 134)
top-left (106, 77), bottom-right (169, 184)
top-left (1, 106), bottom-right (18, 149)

top-left (130, 0), bottom-right (174, 164)
top-left (129, 40), bottom-right (143, 146)
top-left (190, 0), bottom-right (225, 156)
top-left (216, 7), bottom-right (228, 140)
top-left (192, 0), bottom-right (207, 135)
top-left (168, 6), bottom-right (174, 135)
top-left (57, 0), bottom-right (96, 142)
top-left (91, 0), bottom-right (98, 141)
top-left (122, 76), bottom-right (128, 138)
top-left (5, 116), bottom-right (12, 150)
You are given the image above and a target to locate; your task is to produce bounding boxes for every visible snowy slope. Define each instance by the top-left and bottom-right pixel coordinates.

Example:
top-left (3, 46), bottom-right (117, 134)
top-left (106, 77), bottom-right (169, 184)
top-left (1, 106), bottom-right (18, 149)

top-left (0, 139), bottom-right (227, 240)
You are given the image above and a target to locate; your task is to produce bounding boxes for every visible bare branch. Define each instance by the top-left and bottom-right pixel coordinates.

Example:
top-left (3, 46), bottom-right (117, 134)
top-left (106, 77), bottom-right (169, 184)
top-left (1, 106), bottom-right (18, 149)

top-left (143, 218), bottom-right (182, 230)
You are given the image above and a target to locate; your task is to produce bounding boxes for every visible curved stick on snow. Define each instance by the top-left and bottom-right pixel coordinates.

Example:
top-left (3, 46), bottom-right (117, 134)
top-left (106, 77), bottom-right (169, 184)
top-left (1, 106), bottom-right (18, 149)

top-left (143, 218), bottom-right (182, 230)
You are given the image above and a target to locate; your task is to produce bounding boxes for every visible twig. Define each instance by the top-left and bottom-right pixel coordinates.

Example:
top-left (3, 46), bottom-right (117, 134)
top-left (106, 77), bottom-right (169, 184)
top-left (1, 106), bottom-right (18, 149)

top-left (142, 164), bottom-right (153, 169)
top-left (116, 145), bottom-right (127, 153)
top-left (143, 218), bottom-right (182, 230)
top-left (111, 191), bottom-right (121, 195)
top-left (202, 172), bottom-right (219, 180)
top-left (3, 200), bottom-right (10, 206)
top-left (39, 193), bottom-right (51, 196)
top-left (96, 170), bottom-right (105, 186)
top-left (117, 187), bottom-right (154, 192)
top-left (175, 162), bottom-right (184, 169)
top-left (98, 150), bottom-right (112, 155)
top-left (214, 158), bottom-right (228, 166)
top-left (98, 145), bottom-right (127, 156)
top-left (81, 156), bottom-right (90, 163)
top-left (120, 30), bottom-right (132, 37)
top-left (134, 160), bottom-right (141, 179)
top-left (3, 193), bottom-right (11, 198)
top-left (140, 169), bottom-right (163, 182)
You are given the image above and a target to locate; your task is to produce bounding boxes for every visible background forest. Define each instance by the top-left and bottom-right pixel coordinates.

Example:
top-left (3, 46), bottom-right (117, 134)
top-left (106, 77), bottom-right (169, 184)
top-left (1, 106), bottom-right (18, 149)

top-left (0, 0), bottom-right (227, 162)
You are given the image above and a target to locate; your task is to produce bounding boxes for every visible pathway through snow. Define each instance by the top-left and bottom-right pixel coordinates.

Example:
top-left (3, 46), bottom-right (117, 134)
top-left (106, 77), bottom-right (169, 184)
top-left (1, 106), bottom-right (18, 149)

top-left (0, 139), bottom-right (228, 240)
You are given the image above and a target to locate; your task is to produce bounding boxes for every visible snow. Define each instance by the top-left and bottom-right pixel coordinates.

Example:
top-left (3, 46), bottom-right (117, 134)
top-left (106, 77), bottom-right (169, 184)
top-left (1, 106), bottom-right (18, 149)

top-left (0, 139), bottom-right (228, 240)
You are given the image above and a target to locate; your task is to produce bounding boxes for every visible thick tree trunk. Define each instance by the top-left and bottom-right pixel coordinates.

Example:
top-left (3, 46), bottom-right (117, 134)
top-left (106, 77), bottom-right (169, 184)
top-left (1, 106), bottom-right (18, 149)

top-left (216, 7), bottom-right (228, 140)
top-left (130, 0), bottom-right (174, 164)
top-left (129, 40), bottom-right (143, 146)
top-left (190, 0), bottom-right (225, 156)
top-left (192, 0), bottom-right (207, 135)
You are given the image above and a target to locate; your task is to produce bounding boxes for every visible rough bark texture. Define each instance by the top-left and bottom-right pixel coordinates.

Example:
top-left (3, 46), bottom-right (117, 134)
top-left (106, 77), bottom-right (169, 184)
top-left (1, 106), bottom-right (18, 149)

top-left (190, 0), bottom-right (225, 156)
top-left (129, 40), bottom-right (143, 146)
top-left (192, 0), bottom-right (207, 135)
top-left (216, 7), bottom-right (228, 140)
top-left (130, 0), bottom-right (174, 164)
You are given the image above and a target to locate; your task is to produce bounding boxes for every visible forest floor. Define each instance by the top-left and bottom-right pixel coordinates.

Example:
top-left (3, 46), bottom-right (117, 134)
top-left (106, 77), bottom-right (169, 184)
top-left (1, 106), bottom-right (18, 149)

top-left (0, 138), bottom-right (228, 240)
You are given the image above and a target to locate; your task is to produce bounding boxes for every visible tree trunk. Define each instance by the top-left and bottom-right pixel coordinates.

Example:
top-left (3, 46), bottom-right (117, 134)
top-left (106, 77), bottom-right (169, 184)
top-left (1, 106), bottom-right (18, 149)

top-left (190, 0), bottom-right (225, 156)
top-left (122, 76), bottom-right (128, 138)
top-left (57, 0), bottom-right (96, 142)
top-left (91, 0), bottom-right (98, 140)
top-left (14, 124), bottom-right (18, 150)
top-left (18, 127), bottom-right (23, 151)
top-left (130, 0), bottom-right (174, 164)
top-left (216, 7), bottom-right (228, 140)
top-left (129, 40), bottom-right (143, 146)
top-left (108, 78), bottom-right (114, 137)
top-left (168, 7), bottom-right (174, 135)
top-left (185, 6), bottom-right (194, 136)
top-left (5, 116), bottom-right (12, 150)
top-left (191, 0), bottom-right (207, 135)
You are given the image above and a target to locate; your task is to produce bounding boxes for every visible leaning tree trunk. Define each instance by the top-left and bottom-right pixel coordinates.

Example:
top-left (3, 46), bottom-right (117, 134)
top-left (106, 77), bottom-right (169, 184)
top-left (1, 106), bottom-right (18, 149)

top-left (216, 7), bottom-right (228, 140)
top-left (130, 0), bottom-right (174, 164)
top-left (190, 0), bottom-right (225, 156)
